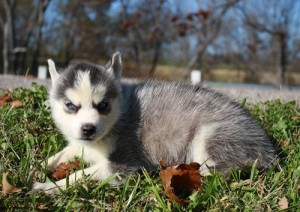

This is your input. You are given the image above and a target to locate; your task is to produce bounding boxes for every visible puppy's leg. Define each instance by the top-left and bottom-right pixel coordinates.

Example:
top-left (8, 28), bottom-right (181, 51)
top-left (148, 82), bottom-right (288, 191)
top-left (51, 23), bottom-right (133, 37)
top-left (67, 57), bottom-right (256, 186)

top-left (33, 162), bottom-right (114, 194)
top-left (46, 145), bottom-right (81, 171)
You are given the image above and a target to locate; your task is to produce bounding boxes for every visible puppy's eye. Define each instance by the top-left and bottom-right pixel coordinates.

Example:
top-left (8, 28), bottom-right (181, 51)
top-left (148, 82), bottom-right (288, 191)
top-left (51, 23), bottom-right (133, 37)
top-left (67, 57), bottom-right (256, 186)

top-left (96, 101), bottom-right (109, 113)
top-left (66, 102), bottom-right (78, 111)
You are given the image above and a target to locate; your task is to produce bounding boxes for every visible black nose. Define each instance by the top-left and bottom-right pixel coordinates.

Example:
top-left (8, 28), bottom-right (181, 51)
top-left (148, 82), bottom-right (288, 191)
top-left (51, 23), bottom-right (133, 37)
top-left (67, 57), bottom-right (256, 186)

top-left (81, 124), bottom-right (96, 137)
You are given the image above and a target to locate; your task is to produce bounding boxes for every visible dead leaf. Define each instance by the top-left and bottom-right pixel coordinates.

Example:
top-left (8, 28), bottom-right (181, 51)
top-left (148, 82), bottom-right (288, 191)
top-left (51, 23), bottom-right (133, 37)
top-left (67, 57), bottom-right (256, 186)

top-left (0, 91), bottom-right (11, 106)
top-left (50, 160), bottom-right (80, 180)
top-left (0, 91), bottom-right (23, 108)
top-left (36, 204), bottom-right (48, 210)
top-left (159, 161), bottom-right (202, 204)
top-left (2, 172), bottom-right (22, 195)
top-left (9, 99), bottom-right (23, 108)
top-left (279, 140), bottom-right (289, 148)
top-left (278, 196), bottom-right (288, 210)
top-left (291, 116), bottom-right (300, 120)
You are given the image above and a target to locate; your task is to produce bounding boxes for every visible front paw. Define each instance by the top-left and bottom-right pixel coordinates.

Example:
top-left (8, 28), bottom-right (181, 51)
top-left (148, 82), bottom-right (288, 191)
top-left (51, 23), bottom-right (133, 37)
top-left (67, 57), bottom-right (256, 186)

top-left (32, 182), bottom-right (60, 195)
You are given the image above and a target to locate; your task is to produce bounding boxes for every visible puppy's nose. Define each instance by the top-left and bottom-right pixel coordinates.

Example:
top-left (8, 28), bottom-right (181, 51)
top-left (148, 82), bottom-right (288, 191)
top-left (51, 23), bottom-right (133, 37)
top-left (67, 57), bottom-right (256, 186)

top-left (81, 124), bottom-right (96, 137)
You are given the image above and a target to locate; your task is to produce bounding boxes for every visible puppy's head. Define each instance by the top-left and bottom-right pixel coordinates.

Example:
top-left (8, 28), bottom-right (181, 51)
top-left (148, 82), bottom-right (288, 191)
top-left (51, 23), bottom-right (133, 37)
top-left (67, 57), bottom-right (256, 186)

top-left (48, 52), bottom-right (122, 143)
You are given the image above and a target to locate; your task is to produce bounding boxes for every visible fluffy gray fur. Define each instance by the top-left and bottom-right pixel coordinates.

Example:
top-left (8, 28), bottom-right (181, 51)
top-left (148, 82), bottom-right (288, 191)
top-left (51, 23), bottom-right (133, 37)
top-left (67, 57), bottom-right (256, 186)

top-left (110, 79), bottom-right (275, 173)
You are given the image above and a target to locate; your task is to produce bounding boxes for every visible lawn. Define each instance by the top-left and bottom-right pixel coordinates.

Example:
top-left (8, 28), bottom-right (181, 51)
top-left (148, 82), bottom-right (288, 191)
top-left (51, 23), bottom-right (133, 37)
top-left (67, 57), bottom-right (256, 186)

top-left (0, 84), bottom-right (299, 211)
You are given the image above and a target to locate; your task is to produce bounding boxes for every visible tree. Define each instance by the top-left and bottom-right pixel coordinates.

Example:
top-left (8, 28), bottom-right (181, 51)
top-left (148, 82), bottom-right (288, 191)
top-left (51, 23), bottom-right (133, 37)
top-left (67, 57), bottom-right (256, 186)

top-left (1, 0), bottom-right (16, 74)
top-left (42, 0), bottom-right (113, 66)
top-left (115, 0), bottom-right (174, 76)
top-left (175, 0), bottom-right (240, 80)
top-left (0, 0), bottom-right (51, 75)
top-left (240, 0), bottom-right (299, 87)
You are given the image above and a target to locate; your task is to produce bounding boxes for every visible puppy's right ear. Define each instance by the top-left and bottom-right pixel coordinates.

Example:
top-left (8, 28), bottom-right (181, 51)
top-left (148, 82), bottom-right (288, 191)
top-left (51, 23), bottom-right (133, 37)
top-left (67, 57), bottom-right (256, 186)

top-left (47, 59), bottom-right (60, 83)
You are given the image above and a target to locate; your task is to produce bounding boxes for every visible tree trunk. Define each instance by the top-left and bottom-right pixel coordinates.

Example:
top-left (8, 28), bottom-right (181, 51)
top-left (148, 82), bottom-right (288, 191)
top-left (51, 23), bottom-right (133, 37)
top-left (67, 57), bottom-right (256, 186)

top-left (148, 40), bottom-right (161, 77)
top-left (3, 23), bottom-right (9, 74)
top-left (3, 0), bottom-right (16, 74)
top-left (31, 0), bottom-right (50, 75)
top-left (277, 32), bottom-right (287, 87)
top-left (18, 4), bottom-right (40, 75)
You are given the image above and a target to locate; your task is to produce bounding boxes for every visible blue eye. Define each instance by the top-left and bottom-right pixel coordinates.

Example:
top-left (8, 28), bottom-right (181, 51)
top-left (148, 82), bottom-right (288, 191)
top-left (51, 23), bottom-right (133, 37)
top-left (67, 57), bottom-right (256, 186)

top-left (97, 101), bottom-right (109, 112)
top-left (66, 102), bottom-right (78, 111)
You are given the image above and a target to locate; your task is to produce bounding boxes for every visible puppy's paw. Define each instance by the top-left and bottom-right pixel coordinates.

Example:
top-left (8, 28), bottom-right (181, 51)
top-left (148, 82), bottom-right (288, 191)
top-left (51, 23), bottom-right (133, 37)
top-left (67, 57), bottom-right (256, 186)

top-left (32, 182), bottom-right (60, 195)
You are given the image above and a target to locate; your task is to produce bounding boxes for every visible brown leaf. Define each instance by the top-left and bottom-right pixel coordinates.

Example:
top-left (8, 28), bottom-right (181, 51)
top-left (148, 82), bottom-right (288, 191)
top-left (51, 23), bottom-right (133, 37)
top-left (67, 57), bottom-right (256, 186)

top-left (291, 116), bottom-right (300, 120)
top-left (160, 160), bottom-right (168, 169)
top-left (0, 91), bottom-right (11, 106)
top-left (0, 91), bottom-right (23, 108)
top-left (197, 8), bottom-right (209, 20)
top-left (2, 173), bottom-right (22, 195)
top-left (9, 99), bottom-right (23, 108)
top-left (36, 204), bottom-right (48, 210)
top-left (50, 160), bottom-right (80, 180)
top-left (280, 140), bottom-right (289, 148)
top-left (278, 196), bottom-right (288, 210)
top-left (159, 161), bottom-right (202, 204)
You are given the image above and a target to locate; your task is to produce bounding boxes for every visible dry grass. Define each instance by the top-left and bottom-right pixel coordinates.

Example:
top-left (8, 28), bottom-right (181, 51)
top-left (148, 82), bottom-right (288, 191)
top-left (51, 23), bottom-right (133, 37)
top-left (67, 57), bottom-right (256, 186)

top-left (153, 65), bottom-right (300, 85)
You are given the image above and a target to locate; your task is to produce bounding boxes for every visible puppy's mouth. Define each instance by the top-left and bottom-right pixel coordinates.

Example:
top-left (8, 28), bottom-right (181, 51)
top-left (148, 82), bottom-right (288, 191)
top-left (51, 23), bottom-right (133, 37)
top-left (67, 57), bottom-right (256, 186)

top-left (80, 137), bottom-right (95, 141)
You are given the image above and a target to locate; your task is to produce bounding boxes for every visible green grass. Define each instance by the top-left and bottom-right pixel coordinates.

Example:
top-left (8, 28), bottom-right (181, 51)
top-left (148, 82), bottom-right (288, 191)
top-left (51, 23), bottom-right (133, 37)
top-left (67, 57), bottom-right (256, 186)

top-left (0, 84), bottom-right (299, 211)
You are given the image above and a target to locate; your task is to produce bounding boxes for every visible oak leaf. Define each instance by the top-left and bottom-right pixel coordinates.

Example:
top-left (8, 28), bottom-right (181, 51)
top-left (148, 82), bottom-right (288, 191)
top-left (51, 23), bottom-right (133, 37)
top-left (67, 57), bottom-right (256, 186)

top-left (50, 160), bottom-right (80, 180)
top-left (0, 91), bottom-right (23, 108)
top-left (2, 172), bottom-right (22, 195)
top-left (9, 99), bottom-right (23, 108)
top-left (159, 161), bottom-right (202, 204)
top-left (0, 91), bottom-right (11, 106)
top-left (278, 196), bottom-right (288, 210)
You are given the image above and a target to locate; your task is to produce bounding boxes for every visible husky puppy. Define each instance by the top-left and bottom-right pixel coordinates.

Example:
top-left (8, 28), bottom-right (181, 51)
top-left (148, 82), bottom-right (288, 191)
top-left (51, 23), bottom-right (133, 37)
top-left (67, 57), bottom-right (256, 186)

top-left (33, 52), bottom-right (275, 194)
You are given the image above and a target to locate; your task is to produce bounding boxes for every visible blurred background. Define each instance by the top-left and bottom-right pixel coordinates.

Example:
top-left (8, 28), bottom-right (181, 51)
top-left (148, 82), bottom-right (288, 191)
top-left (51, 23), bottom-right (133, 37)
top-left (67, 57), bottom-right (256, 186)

top-left (1, 0), bottom-right (300, 88)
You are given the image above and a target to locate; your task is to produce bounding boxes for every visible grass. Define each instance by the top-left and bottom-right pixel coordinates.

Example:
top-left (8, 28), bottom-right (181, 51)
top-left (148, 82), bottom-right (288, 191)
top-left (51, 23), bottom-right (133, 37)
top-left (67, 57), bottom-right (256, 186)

top-left (0, 84), bottom-right (299, 211)
top-left (153, 64), bottom-right (300, 86)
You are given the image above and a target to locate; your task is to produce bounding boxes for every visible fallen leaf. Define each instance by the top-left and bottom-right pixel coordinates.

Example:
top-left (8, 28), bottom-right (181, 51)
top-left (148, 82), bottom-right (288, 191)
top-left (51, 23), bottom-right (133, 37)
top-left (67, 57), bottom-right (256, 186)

top-left (279, 140), bottom-right (289, 148)
top-left (159, 161), bottom-right (202, 204)
top-left (278, 197), bottom-right (288, 210)
top-left (36, 204), bottom-right (48, 210)
top-left (2, 172), bottom-right (22, 195)
top-left (0, 91), bottom-right (11, 106)
top-left (291, 116), bottom-right (300, 120)
top-left (0, 91), bottom-right (23, 108)
top-left (50, 160), bottom-right (80, 180)
top-left (9, 99), bottom-right (23, 108)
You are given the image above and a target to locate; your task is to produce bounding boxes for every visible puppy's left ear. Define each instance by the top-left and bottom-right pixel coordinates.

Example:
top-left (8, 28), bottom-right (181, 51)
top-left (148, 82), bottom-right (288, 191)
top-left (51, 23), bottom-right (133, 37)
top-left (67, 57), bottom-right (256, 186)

top-left (48, 59), bottom-right (60, 84)
top-left (107, 52), bottom-right (122, 79)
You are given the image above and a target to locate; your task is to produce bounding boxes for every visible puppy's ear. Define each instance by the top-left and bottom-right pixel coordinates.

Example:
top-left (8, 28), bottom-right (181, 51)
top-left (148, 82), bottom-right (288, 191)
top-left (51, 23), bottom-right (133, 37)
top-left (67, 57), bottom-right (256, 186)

top-left (47, 59), bottom-right (60, 83)
top-left (107, 52), bottom-right (122, 79)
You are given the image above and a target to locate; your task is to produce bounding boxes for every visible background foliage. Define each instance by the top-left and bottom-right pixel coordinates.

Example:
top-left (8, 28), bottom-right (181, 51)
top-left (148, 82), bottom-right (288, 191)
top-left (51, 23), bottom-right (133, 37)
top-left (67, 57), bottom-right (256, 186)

top-left (1, 0), bottom-right (300, 86)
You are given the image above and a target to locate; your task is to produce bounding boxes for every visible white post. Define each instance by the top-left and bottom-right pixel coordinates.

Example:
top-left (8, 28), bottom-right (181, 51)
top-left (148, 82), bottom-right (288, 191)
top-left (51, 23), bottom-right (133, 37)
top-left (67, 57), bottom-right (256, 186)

top-left (38, 65), bottom-right (47, 79)
top-left (191, 70), bottom-right (201, 85)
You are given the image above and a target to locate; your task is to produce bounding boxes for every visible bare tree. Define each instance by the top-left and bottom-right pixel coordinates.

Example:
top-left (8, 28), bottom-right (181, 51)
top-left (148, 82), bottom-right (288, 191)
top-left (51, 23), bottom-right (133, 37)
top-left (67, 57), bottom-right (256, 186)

top-left (2, 0), bottom-right (16, 74)
top-left (43, 0), bottom-right (112, 66)
top-left (1, 0), bottom-right (51, 74)
top-left (31, 0), bottom-right (50, 75)
top-left (117, 0), bottom-right (174, 76)
top-left (240, 0), bottom-right (299, 87)
top-left (177, 0), bottom-right (240, 80)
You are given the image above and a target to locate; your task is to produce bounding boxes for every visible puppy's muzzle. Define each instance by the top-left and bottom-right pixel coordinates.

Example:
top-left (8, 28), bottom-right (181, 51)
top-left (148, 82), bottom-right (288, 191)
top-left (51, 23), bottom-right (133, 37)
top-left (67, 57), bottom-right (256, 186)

top-left (81, 124), bottom-right (96, 140)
